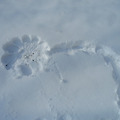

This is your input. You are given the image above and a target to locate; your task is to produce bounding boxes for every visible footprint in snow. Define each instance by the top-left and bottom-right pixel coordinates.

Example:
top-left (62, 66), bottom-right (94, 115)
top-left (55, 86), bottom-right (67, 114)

top-left (1, 35), bottom-right (50, 77)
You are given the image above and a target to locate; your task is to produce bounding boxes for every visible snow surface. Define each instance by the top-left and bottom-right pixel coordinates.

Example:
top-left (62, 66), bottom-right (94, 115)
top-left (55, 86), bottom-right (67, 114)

top-left (0, 35), bottom-right (120, 120)
top-left (0, 0), bottom-right (120, 120)
top-left (1, 35), bottom-right (50, 77)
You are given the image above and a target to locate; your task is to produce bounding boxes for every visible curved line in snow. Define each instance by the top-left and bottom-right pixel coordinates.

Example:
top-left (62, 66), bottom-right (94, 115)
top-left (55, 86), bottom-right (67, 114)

top-left (50, 40), bottom-right (120, 119)
top-left (1, 36), bottom-right (120, 119)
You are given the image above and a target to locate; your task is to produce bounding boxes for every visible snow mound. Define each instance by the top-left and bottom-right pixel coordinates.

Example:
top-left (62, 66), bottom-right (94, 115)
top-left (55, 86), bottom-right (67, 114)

top-left (1, 35), bottom-right (50, 77)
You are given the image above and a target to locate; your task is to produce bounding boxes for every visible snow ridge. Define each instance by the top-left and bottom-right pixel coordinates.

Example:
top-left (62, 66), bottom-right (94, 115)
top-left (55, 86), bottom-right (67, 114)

top-left (95, 46), bottom-right (120, 119)
top-left (50, 40), bottom-right (120, 119)
top-left (1, 35), bottom-right (120, 119)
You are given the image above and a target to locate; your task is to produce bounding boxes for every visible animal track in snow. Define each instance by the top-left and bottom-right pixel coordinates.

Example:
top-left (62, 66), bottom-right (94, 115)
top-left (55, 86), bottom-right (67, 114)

top-left (1, 35), bottom-right (50, 77)
top-left (2, 35), bottom-right (120, 118)
top-left (1, 35), bottom-right (95, 79)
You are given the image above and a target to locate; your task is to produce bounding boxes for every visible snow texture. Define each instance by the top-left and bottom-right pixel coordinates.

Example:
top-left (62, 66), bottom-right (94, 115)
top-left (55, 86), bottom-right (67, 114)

top-left (1, 35), bottom-right (50, 77)
top-left (1, 35), bottom-right (120, 120)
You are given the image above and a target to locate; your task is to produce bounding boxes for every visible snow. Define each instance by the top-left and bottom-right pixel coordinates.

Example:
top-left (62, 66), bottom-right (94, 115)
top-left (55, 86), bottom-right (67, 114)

top-left (1, 35), bottom-right (50, 77)
top-left (0, 0), bottom-right (120, 120)
top-left (0, 35), bottom-right (119, 120)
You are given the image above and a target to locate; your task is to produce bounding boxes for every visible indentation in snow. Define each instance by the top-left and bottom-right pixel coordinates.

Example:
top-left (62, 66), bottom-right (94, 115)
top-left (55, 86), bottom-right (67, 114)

top-left (58, 114), bottom-right (72, 120)
top-left (1, 53), bottom-right (18, 70)
top-left (1, 35), bottom-right (50, 77)
top-left (1, 35), bottom-right (120, 119)
top-left (18, 64), bottom-right (32, 76)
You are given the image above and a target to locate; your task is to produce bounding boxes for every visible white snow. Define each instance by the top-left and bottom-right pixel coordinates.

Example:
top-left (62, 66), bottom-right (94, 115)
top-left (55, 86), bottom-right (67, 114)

top-left (0, 0), bottom-right (120, 120)
top-left (1, 35), bottom-right (50, 77)
top-left (0, 35), bottom-right (120, 120)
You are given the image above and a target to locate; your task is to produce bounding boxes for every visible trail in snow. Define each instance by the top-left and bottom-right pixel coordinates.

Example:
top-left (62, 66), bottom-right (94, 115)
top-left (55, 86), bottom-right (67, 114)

top-left (1, 35), bottom-right (94, 79)
top-left (51, 41), bottom-right (120, 119)
top-left (1, 35), bottom-right (120, 119)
